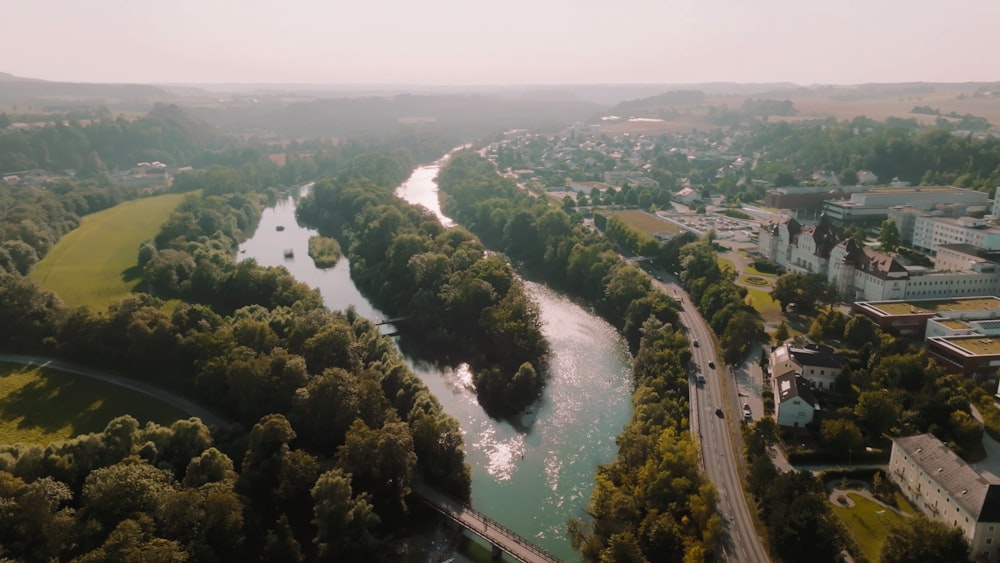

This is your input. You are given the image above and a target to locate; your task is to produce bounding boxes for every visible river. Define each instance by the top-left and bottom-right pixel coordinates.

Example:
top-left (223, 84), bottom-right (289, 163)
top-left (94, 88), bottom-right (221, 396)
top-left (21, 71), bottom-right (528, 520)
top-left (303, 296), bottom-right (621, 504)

top-left (239, 160), bottom-right (632, 561)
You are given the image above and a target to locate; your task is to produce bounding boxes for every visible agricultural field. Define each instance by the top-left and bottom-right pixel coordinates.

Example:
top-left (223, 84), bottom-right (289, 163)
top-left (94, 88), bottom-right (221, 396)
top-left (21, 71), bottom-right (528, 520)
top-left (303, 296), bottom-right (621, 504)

top-left (30, 192), bottom-right (188, 310)
top-left (604, 209), bottom-right (683, 236)
top-left (0, 362), bottom-right (188, 445)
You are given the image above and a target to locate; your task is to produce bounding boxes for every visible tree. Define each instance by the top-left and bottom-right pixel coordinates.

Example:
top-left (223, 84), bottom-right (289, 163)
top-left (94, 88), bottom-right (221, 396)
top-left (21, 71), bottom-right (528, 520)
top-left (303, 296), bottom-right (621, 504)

top-left (311, 469), bottom-right (380, 559)
top-left (819, 419), bottom-right (864, 456)
top-left (881, 515), bottom-right (970, 563)
top-left (879, 219), bottom-right (901, 252)
top-left (855, 389), bottom-right (901, 437)
top-left (773, 321), bottom-right (790, 343)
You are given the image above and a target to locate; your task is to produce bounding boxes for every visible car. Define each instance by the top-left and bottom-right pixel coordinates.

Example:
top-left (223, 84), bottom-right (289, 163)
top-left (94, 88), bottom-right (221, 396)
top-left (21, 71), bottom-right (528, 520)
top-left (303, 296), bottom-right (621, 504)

top-left (697, 375), bottom-right (706, 385)
top-left (715, 408), bottom-right (724, 418)
top-left (708, 361), bottom-right (715, 369)
top-left (693, 340), bottom-right (699, 347)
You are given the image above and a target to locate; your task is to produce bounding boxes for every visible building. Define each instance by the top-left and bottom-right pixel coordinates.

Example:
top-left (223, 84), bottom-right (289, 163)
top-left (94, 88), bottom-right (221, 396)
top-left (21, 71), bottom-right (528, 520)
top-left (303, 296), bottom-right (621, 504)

top-left (823, 186), bottom-right (989, 228)
top-left (912, 216), bottom-right (1000, 256)
top-left (828, 239), bottom-right (910, 301)
top-left (935, 244), bottom-right (1000, 274)
top-left (674, 186), bottom-right (700, 204)
top-left (770, 343), bottom-right (843, 391)
top-left (889, 434), bottom-right (1000, 561)
top-left (926, 335), bottom-right (1000, 377)
top-left (773, 372), bottom-right (818, 428)
top-left (757, 215), bottom-right (841, 275)
top-left (762, 185), bottom-right (855, 219)
top-left (852, 296), bottom-right (1000, 338)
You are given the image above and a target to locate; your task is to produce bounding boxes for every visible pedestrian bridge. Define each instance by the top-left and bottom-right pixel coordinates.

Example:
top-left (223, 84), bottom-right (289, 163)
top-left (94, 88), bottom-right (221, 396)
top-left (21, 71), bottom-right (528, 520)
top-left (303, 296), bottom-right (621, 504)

top-left (412, 482), bottom-right (562, 563)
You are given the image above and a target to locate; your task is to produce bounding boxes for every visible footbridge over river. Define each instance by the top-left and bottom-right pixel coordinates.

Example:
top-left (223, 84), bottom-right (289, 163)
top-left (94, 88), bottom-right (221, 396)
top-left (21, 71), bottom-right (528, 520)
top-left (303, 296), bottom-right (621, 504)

top-left (412, 483), bottom-right (562, 563)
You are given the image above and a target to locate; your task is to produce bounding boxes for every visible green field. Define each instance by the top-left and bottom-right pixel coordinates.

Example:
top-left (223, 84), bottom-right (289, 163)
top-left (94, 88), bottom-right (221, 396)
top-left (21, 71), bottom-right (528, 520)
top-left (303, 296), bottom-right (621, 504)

top-left (831, 492), bottom-right (909, 562)
top-left (30, 193), bottom-right (188, 310)
top-left (605, 209), bottom-right (683, 236)
top-left (0, 362), bottom-right (189, 445)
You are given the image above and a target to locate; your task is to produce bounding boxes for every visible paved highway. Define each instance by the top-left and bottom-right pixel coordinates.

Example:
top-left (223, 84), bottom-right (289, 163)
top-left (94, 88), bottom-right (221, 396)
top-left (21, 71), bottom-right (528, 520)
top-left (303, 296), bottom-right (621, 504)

top-left (651, 273), bottom-right (770, 563)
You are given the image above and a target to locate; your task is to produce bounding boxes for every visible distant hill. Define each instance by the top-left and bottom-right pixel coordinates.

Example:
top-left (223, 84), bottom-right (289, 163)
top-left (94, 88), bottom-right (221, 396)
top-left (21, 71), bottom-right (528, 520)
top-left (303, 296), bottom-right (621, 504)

top-left (0, 72), bottom-right (173, 109)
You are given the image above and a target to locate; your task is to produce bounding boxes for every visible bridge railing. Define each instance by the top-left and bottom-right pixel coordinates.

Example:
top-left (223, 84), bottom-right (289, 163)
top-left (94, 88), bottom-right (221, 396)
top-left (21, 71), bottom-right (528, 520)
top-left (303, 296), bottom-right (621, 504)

top-left (416, 487), bottom-right (562, 563)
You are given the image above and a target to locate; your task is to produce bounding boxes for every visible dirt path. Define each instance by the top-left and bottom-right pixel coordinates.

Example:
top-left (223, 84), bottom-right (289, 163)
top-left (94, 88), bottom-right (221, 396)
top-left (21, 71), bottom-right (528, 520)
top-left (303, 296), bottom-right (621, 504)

top-left (0, 354), bottom-right (228, 428)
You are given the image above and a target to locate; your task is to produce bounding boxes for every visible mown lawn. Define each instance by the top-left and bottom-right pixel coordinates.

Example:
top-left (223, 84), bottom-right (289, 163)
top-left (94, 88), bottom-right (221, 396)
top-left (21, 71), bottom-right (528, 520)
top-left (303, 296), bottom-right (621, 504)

top-left (831, 492), bottom-right (909, 562)
top-left (744, 286), bottom-right (781, 317)
top-left (605, 209), bottom-right (682, 235)
top-left (30, 193), bottom-right (188, 311)
top-left (0, 362), bottom-right (188, 445)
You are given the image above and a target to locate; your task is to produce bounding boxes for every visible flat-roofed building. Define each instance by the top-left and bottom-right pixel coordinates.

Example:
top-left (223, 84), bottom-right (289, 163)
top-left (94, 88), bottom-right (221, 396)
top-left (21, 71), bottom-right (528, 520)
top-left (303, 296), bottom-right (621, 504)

top-left (912, 216), bottom-right (1000, 255)
top-left (823, 186), bottom-right (989, 228)
top-left (889, 434), bottom-right (1000, 562)
top-left (852, 296), bottom-right (1000, 338)
top-left (926, 335), bottom-right (1000, 376)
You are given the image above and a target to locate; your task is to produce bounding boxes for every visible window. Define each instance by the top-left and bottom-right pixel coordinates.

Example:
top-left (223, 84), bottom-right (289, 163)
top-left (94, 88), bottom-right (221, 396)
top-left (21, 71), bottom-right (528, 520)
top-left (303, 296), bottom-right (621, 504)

top-left (988, 539), bottom-right (993, 545)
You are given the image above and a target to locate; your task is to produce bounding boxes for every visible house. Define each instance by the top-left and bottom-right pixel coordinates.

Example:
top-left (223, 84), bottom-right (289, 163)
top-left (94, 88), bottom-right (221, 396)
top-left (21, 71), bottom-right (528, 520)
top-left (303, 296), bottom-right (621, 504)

top-left (770, 343), bottom-right (843, 391)
top-left (889, 434), bottom-right (1000, 561)
top-left (773, 373), bottom-right (818, 428)
top-left (674, 186), bottom-right (699, 204)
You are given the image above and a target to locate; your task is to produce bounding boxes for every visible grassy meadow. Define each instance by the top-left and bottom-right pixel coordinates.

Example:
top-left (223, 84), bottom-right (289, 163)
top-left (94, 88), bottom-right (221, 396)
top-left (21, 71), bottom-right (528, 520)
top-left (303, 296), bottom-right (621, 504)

top-left (30, 193), bottom-right (188, 310)
top-left (0, 362), bottom-right (188, 445)
top-left (831, 492), bottom-right (910, 562)
top-left (605, 209), bottom-right (683, 236)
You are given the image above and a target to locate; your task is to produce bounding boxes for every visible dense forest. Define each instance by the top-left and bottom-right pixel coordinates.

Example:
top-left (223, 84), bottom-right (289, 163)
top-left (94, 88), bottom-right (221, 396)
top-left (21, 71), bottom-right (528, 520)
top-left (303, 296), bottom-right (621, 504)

top-left (296, 151), bottom-right (549, 417)
top-left (0, 155), bottom-right (472, 560)
top-left (742, 120), bottom-right (1000, 192)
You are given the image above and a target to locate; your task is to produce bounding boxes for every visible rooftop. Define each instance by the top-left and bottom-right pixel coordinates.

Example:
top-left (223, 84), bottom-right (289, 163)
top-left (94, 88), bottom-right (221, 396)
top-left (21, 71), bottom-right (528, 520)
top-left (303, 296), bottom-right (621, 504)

top-left (894, 434), bottom-right (1000, 522)
top-left (859, 296), bottom-right (1000, 317)
top-left (934, 318), bottom-right (971, 330)
top-left (928, 335), bottom-right (1000, 356)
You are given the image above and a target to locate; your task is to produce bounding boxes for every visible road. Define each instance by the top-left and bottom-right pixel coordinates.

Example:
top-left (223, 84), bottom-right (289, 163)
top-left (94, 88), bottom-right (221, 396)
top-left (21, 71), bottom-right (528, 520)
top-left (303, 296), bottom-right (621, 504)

top-left (650, 272), bottom-right (770, 563)
top-left (0, 354), bottom-right (228, 428)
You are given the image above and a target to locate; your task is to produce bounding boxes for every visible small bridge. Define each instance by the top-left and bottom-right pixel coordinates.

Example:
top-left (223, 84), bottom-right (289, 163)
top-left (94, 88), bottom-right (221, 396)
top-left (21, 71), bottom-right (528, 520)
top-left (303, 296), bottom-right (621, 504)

top-left (374, 316), bottom-right (407, 326)
top-left (413, 483), bottom-right (562, 563)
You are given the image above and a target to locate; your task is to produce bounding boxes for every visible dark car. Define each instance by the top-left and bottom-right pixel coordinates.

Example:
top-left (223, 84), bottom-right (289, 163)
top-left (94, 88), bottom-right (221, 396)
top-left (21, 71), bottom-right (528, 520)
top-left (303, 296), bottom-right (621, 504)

top-left (708, 361), bottom-right (715, 369)
top-left (715, 408), bottom-right (724, 418)
top-left (693, 340), bottom-right (699, 347)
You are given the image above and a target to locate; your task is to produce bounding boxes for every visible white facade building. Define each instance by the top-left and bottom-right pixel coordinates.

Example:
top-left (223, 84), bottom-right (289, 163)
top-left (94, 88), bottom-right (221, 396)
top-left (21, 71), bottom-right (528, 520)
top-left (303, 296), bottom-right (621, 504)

top-left (773, 373), bottom-right (818, 428)
top-left (912, 216), bottom-right (1000, 255)
top-left (890, 434), bottom-right (1000, 562)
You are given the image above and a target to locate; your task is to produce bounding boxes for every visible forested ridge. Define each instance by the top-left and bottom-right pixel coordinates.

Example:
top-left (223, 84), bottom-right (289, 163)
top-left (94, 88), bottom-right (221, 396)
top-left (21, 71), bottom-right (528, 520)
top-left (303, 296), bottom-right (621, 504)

top-left (0, 153), bottom-right (472, 560)
top-left (296, 151), bottom-right (550, 417)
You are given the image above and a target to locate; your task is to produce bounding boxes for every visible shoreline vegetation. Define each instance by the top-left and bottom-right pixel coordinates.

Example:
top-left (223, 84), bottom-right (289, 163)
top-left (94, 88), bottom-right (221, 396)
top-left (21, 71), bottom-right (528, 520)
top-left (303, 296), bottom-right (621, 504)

top-left (306, 235), bottom-right (341, 268)
top-left (296, 151), bottom-right (550, 418)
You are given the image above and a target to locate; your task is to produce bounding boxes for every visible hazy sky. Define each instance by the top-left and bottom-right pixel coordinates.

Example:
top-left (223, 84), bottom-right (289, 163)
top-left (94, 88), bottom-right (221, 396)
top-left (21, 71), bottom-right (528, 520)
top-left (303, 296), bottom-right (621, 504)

top-left (3, 0), bottom-right (997, 85)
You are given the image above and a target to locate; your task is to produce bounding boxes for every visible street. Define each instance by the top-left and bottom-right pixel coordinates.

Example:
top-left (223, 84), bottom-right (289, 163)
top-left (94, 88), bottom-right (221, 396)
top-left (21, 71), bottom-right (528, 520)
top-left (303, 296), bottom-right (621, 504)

top-left (651, 270), bottom-right (770, 563)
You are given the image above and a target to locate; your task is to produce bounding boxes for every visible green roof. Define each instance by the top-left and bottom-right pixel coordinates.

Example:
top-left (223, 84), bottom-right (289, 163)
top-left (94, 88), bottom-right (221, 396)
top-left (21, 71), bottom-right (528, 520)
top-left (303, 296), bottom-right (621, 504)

top-left (866, 297), bottom-right (1000, 316)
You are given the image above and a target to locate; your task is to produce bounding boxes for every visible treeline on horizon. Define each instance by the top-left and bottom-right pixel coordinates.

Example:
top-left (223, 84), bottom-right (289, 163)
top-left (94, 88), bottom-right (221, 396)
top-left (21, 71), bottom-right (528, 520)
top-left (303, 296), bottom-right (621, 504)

top-left (0, 148), bottom-right (473, 560)
top-left (296, 150), bottom-right (550, 417)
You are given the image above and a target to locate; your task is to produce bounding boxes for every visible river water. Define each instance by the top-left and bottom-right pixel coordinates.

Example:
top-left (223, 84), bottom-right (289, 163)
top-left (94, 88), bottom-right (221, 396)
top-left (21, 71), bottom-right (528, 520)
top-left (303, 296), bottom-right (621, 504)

top-left (239, 162), bottom-right (632, 561)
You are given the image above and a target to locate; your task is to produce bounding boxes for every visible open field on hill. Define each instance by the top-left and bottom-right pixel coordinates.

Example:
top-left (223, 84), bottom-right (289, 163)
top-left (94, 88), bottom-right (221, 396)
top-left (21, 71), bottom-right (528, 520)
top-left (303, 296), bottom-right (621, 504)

top-left (604, 209), bottom-right (683, 236)
top-left (601, 87), bottom-right (1000, 133)
top-left (0, 362), bottom-right (189, 445)
top-left (30, 193), bottom-right (188, 310)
